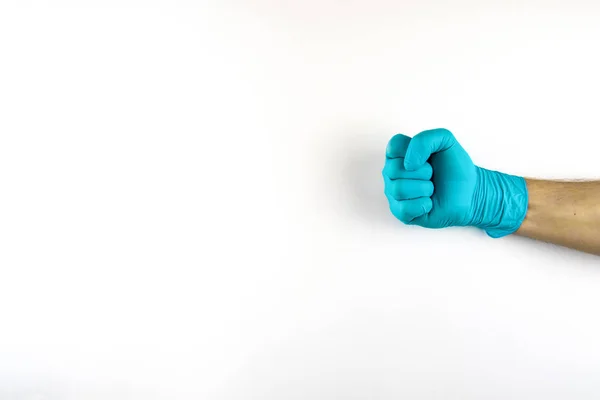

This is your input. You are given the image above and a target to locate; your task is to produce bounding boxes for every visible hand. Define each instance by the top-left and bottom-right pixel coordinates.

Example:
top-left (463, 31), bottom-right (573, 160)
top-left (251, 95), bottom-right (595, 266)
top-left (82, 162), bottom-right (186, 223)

top-left (383, 128), bottom-right (528, 238)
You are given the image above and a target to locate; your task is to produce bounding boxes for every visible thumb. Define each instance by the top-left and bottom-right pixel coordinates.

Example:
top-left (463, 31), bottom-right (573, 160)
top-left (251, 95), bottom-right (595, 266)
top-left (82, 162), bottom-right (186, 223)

top-left (404, 128), bottom-right (456, 171)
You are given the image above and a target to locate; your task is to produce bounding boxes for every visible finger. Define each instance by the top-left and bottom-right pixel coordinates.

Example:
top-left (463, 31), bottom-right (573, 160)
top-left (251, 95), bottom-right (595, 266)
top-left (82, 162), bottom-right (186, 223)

top-left (382, 158), bottom-right (433, 180)
top-left (387, 196), bottom-right (433, 224)
top-left (404, 128), bottom-right (456, 171)
top-left (407, 212), bottom-right (433, 228)
top-left (384, 176), bottom-right (434, 200)
top-left (385, 133), bottom-right (411, 159)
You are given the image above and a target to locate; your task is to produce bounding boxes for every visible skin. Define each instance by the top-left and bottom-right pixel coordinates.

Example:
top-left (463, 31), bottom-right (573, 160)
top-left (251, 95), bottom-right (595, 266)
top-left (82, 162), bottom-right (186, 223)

top-left (516, 179), bottom-right (600, 255)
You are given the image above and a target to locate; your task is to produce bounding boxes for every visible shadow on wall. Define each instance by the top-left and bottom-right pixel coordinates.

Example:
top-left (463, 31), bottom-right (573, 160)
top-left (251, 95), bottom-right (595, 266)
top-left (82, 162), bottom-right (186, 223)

top-left (327, 130), bottom-right (396, 229)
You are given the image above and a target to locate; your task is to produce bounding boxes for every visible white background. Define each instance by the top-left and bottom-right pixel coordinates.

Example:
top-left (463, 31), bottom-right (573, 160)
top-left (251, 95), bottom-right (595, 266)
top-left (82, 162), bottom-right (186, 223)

top-left (1, 1), bottom-right (600, 399)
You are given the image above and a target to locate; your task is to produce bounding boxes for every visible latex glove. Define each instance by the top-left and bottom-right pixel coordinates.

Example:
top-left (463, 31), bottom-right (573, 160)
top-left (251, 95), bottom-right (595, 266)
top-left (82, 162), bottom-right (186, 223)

top-left (382, 128), bottom-right (528, 238)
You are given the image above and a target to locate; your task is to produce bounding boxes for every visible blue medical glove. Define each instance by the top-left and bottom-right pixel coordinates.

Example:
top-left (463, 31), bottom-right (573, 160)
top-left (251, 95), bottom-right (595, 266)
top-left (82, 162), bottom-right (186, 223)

top-left (382, 128), bottom-right (528, 238)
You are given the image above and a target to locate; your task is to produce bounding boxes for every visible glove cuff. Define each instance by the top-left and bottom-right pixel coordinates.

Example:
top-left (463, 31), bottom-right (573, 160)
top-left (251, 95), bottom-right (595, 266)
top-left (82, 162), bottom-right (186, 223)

top-left (470, 167), bottom-right (529, 238)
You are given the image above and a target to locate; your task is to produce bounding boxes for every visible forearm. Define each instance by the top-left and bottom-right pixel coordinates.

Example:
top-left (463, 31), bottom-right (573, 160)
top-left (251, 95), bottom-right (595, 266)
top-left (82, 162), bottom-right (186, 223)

top-left (515, 179), bottom-right (600, 255)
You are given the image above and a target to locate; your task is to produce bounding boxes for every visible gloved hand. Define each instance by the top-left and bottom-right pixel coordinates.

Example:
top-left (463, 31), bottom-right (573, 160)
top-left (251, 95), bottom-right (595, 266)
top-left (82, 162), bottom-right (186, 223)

top-left (382, 128), bottom-right (528, 238)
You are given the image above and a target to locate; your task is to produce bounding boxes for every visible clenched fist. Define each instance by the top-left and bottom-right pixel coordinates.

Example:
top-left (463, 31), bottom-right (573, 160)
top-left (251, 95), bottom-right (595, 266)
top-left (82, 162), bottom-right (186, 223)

top-left (383, 128), bottom-right (528, 238)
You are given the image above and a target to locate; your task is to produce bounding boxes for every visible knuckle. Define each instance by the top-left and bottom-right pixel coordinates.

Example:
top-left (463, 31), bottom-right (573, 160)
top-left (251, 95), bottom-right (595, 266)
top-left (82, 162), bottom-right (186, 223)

top-left (425, 181), bottom-right (434, 196)
top-left (391, 158), bottom-right (404, 169)
top-left (392, 182), bottom-right (405, 198)
top-left (384, 159), bottom-right (404, 177)
top-left (392, 202), bottom-right (409, 223)
top-left (423, 162), bottom-right (433, 177)
top-left (422, 198), bottom-right (433, 213)
top-left (438, 127), bottom-right (453, 136)
top-left (391, 133), bottom-right (410, 141)
top-left (395, 203), bottom-right (411, 223)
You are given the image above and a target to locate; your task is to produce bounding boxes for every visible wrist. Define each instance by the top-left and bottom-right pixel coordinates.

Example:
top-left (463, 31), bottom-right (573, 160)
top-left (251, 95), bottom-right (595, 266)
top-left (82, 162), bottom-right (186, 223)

top-left (469, 167), bottom-right (529, 238)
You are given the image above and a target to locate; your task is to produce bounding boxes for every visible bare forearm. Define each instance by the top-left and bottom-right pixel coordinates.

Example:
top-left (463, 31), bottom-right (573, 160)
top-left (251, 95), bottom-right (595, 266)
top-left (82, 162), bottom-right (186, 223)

top-left (516, 179), bottom-right (600, 255)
